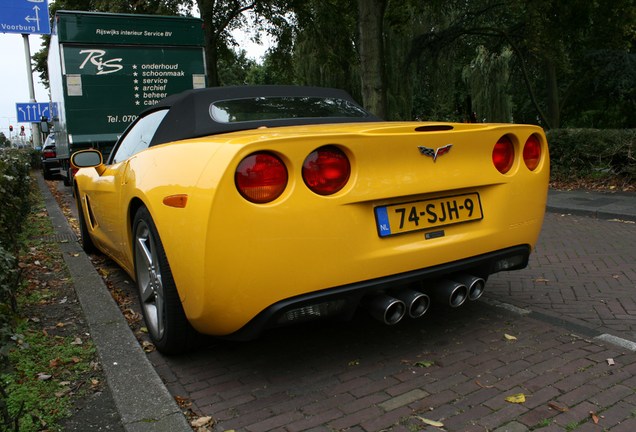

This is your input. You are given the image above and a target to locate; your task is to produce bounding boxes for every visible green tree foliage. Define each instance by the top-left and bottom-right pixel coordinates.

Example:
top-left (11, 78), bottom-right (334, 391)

top-left (218, 49), bottom-right (259, 85)
top-left (268, 0), bottom-right (634, 127)
top-left (291, 0), bottom-right (360, 96)
top-left (47, 0), bottom-right (190, 15)
top-left (31, 0), bottom-right (634, 128)
top-left (196, 0), bottom-right (296, 86)
top-left (0, 133), bottom-right (10, 148)
top-left (462, 46), bottom-right (513, 123)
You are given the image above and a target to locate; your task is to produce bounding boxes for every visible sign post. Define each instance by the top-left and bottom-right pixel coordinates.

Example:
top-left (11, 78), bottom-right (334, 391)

top-left (1, 0), bottom-right (51, 147)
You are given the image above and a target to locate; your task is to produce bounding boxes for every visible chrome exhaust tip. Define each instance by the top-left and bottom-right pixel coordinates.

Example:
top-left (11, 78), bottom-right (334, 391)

top-left (452, 274), bottom-right (486, 301)
top-left (362, 294), bottom-right (406, 325)
top-left (430, 280), bottom-right (468, 308)
top-left (393, 289), bottom-right (430, 319)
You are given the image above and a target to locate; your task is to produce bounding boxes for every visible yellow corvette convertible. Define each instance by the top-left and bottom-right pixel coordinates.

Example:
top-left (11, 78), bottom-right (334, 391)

top-left (71, 86), bottom-right (549, 353)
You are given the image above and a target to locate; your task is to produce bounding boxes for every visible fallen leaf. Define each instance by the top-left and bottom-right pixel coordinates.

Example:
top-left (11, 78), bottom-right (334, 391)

top-left (37, 373), bottom-right (52, 381)
top-left (142, 341), bottom-right (156, 353)
top-left (174, 396), bottom-right (192, 409)
top-left (416, 416), bottom-right (444, 427)
top-left (505, 393), bottom-right (526, 404)
top-left (414, 360), bottom-right (435, 368)
top-left (534, 278), bottom-right (550, 283)
top-left (590, 411), bottom-right (599, 424)
top-left (476, 380), bottom-right (494, 389)
top-left (191, 416), bottom-right (214, 428)
top-left (70, 337), bottom-right (83, 345)
top-left (55, 388), bottom-right (71, 397)
top-left (504, 333), bottom-right (518, 341)
top-left (548, 401), bottom-right (569, 412)
top-left (348, 359), bottom-right (360, 366)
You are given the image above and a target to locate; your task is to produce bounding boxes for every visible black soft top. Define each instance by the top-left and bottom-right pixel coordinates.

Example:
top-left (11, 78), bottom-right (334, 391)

top-left (148, 85), bottom-right (380, 146)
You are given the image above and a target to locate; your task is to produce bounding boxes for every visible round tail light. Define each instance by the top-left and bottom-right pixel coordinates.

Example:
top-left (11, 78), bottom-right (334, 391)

top-left (302, 146), bottom-right (351, 195)
top-left (492, 136), bottom-right (515, 174)
top-left (523, 135), bottom-right (542, 171)
top-left (235, 152), bottom-right (288, 203)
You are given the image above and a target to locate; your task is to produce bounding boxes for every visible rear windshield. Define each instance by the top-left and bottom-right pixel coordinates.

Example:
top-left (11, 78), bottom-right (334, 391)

top-left (209, 96), bottom-right (369, 123)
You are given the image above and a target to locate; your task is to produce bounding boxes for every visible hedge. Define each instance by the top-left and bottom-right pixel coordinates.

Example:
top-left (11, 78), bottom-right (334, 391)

top-left (546, 129), bottom-right (635, 183)
top-left (0, 149), bottom-right (33, 360)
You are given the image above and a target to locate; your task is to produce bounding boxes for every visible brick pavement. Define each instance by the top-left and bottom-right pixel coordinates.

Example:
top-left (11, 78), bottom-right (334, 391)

top-left (147, 304), bottom-right (636, 431)
top-left (133, 212), bottom-right (636, 431)
top-left (485, 213), bottom-right (636, 343)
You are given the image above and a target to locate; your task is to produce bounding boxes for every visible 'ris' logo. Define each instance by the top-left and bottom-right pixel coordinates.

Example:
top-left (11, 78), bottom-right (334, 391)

top-left (79, 49), bottom-right (124, 75)
top-left (417, 144), bottom-right (453, 162)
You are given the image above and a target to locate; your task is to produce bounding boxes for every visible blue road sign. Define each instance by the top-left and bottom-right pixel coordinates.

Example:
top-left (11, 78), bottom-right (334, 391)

top-left (16, 102), bottom-right (57, 122)
top-left (0, 0), bottom-right (51, 35)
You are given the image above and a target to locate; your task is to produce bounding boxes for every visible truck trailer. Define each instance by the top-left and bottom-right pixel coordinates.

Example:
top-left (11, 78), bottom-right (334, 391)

top-left (47, 10), bottom-right (207, 185)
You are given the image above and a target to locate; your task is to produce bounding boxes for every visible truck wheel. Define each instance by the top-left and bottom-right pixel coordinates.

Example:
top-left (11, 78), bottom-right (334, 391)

top-left (75, 190), bottom-right (97, 254)
top-left (133, 206), bottom-right (197, 354)
top-left (63, 166), bottom-right (72, 186)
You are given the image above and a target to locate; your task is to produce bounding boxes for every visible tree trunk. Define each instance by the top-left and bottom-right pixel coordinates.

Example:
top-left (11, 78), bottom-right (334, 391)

top-left (197, 0), bottom-right (219, 87)
top-left (545, 59), bottom-right (559, 129)
top-left (357, 0), bottom-right (387, 118)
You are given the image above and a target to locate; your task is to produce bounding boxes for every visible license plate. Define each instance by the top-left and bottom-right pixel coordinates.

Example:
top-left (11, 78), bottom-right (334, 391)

top-left (374, 193), bottom-right (483, 237)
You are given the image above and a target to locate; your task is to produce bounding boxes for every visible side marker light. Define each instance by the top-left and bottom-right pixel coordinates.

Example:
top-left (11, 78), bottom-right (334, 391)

top-left (163, 194), bottom-right (188, 208)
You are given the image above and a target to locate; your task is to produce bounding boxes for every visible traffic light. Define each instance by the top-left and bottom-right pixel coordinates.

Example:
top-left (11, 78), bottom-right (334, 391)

top-left (9, 125), bottom-right (12, 132)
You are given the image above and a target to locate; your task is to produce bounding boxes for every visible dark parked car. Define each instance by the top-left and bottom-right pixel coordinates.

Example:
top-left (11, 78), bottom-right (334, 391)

top-left (41, 135), bottom-right (61, 180)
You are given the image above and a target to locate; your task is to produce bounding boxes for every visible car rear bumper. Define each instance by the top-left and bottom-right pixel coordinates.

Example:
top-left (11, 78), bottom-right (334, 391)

top-left (42, 159), bottom-right (61, 170)
top-left (226, 244), bottom-right (530, 340)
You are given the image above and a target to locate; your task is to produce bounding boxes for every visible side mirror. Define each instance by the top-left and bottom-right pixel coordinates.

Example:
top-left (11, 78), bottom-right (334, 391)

top-left (71, 149), bottom-right (103, 169)
top-left (40, 118), bottom-right (50, 134)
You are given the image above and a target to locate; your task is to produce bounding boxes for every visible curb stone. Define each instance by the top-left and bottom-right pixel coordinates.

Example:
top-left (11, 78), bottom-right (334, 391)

top-left (36, 175), bottom-right (191, 432)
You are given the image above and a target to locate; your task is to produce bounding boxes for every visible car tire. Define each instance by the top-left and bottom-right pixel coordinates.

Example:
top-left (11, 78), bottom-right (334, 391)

top-left (74, 190), bottom-right (98, 254)
top-left (133, 206), bottom-right (197, 354)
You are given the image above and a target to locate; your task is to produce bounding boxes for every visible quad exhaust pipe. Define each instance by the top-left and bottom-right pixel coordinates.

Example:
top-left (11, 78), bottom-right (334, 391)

top-left (453, 274), bottom-right (486, 301)
top-left (430, 279), bottom-right (468, 307)
top-left (363, 274), bottom-right (485, 324)
top-left (430, 274), bottom-right (486, 307)
top-left (364, 288), bottom-right (430, 324)
top-left (363, 294), bottom-right (406, 325)
top-left (394, 289), bottom-right (430, 319)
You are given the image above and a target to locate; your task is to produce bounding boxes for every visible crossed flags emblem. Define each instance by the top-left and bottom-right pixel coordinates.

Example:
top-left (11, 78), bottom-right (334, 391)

top-left (417, 144), bottom-right (453, 162)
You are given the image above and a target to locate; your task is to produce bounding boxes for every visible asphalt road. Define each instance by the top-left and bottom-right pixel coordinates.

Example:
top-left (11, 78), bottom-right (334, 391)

top-left (54, 181), bottom-right (636, 432)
